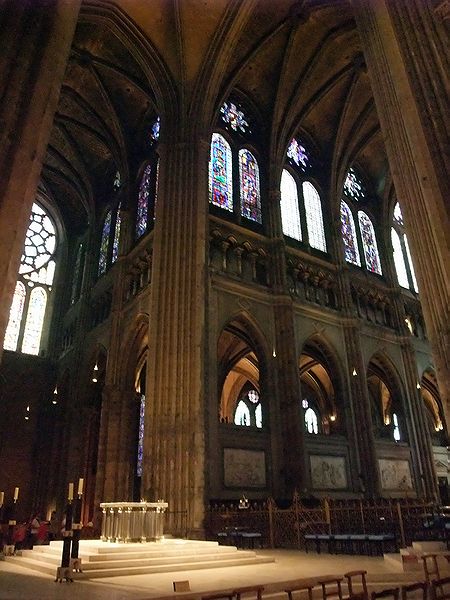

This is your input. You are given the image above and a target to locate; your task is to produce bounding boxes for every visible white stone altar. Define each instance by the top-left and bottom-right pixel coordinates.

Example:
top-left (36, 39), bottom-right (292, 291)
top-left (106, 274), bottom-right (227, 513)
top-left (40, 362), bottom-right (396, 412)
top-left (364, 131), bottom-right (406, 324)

top-left (100, 501), bottom-right (168, 542)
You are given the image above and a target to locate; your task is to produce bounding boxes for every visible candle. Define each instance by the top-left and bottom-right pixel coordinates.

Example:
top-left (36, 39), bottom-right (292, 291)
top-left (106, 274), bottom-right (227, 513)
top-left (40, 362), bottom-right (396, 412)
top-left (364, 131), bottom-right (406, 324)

top-left (77, 478), bottom-right (84, 496)
top-left (0, 491), bottom-right (4, 506)
top-left (68, 482), bottom-right (74, 501)
top-left (13, 487), bottom-right (19, 501)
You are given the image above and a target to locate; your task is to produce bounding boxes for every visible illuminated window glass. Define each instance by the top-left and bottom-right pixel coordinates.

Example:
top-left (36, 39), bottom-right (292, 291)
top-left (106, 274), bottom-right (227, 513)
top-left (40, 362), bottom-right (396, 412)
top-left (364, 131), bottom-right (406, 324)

top-left (343, 167), bottom-right (365, 201)
top-left (287, 138), bottom-right (310, 171)
top-left (71, 242), bottom-right (84, 305)
top-left (136, 394), bottom-right (145, 477)
top-left (391, 228), bottom-right (409, 288)
top-left (136, 164), bottom-right (152, 239)
top-left (3, 282), bottom-right (26, 351)
top-left (150, 116), bottom-right (160, 142)
top-left (255, 403), bottom-right (262, 429)
top-left (239, 149), bottom-right (261, 223)
top-left (280, 169), bottom-right (302, 241)
top-left (220, 102), bottom-right (249, 133)
top-left (404, 235), bottom-right (418, 293)
top-left (209, 133), bottom-right (233, 212)
top-left (393, 202), bottom-right (403, 225)
top-left (4, 202), bottom-right (57, 355)
top-left (393, 412), bottom-right (401, 442)
top-left (340, 201), bottom-right (361, 266)
top-left (304, 406), bottom-right (319, 434)
top-left (358, 211), bottom-right (382, 274)
top-left (113, 170), bottom-right (121, 190)
top-left (303, 182), bottom-right (326, 252)
top-left (98, 210), bottom-right (111, 276)
top-left (112, 203), bottom-right (121, 264)
top-left (22, 287), bottom-right (47, 355)
top-left (234, 400), bottom-right (250, 426)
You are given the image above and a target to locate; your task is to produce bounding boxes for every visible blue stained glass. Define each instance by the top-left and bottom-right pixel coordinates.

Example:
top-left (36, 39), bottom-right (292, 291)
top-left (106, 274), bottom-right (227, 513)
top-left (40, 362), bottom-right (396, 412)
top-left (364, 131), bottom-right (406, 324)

top-left (209, 133), bottom-right (233, 211)
top-left (136, 394), bottom-right (145, 477)
top-left (358, 211), bottom-right (382, 274)
top-left (340, 200), bottom-right (361, 266)
top-left (136, 164), bottom-right (152, 238)
top-left (220, 102), bottom-right (249, 133)
top-left (112, 204), bottom-right (121, 263)
top-left (287, 138), bottom-right (310, 171)
top-left (343, 167), bottom-right (365, 201)
top-left (150, 117), bottom-right (160, 142)
top-left (239, 149), bottom-right (261, 223)
top-left (98, 210), bottom-right (111, 275)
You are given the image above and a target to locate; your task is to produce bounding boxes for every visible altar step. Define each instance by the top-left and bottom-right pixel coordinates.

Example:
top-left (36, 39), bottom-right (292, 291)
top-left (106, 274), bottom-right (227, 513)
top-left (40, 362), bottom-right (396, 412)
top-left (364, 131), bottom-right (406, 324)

top-left (383, 540), bottom-right (450, 573)
top-left (7, 539), bottom-right (275, 579)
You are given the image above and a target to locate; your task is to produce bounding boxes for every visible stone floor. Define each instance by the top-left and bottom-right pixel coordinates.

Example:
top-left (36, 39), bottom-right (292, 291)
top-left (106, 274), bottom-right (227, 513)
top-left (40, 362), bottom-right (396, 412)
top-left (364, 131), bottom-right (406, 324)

top-left (0, 548), bottom-right (423, 600)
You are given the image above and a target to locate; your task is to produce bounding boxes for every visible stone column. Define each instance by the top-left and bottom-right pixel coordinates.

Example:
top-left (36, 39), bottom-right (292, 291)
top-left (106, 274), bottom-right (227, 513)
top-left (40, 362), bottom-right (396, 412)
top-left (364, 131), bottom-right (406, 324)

top-left (142, 136), bottom-right (208, 537)
top-left (354, 0), bottom-right (450, 424)
top-left (267, 189), bottom-right (307, 495)
top-left (0, 0), bottom-right (81, 356)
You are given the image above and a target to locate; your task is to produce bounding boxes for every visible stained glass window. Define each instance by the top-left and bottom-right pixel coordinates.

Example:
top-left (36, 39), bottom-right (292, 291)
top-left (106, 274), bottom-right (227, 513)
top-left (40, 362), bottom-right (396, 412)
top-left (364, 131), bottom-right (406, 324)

top-left (404, 235), bottom-right (418, 293)
top-left (287, 138), bottom-right (310, 171)
top-left (393, 413), bottom-right (401, 442)
top-left (393, 202), bottom-right (403, 225)
top-left (136, 394), bottom-right (145, 477)
top-left (234, 400), bottom-right (250, 426)
top-left (113, 170), bottom-right (121, 189)
top-left (209, 133), bottom-right (233, 211)
top-left (3, 282), bottom-right (26, 351)
top-left (136, 164), bottom-right (152, 238)
top-left (150, 116), bottom-right (160, 142)
top-left (340, 201), bottom-right (361, 266)
top-left (391, 228), bottom-right (409, 288)
top-left (220, 102), bottom-right (249, 133)
top-left (280, 169), bottom-right (302, 241)
top-left (239, 149), bottom-right (261, 223)
top-left (303, 400), bottom-right (319, 434)
top-left (343, 167), bottom-right (365, 201)
top-left (71, 243), bottom-right (84, 305)
top-left (153, 158), bottom-right (160, 220)
top-left (98, 210), bottom-right (111, 275)
top-left (358, 211), bottom-right (382, 275)
top-left (4, 202), bottom-right (57, 355)
top-left (21, 287), bottom-right (47, 355)
top-left (303, 182), bottom-right (326, 252)
top-left (112, 204), bottom-right (121, 264)
top-left (255, 404), bottom-right (262, 429)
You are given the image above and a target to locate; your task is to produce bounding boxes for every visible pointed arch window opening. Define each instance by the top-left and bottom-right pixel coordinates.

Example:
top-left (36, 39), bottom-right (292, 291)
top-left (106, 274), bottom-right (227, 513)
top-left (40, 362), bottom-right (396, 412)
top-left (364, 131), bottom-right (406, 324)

top-left (392, 202), bottom-right (419, 293)
top-left (280, 169), bottom-right (302, 241)
top-left (3, 202), bottom-right (57, 355)
top-left (302, 399), bottom-right (319, 434)
top-left (404, 235), bottom-right (419, 293)
top-left (71, 242), bottom-right (84, 305)
top-left (136, 393), bottom-right (146, 477)
top-left (136, 164), bottom-right (153, 239)
top-left (391, 228), bottom-right (409, 288)
top-left (112, 203), bottom-right (122, 264)
top-left (233, 389), bottom-right (262, 428)
top-left (393, 412), bottom-right (401, 442)
top-left (209, 133), bottom-right (233, 212)
top-left (150, 116), bottom-right (160, 143)
top-left (239, 149), bottom-right (262, 223)
top-left (358, 211), bottom-right (382, 275)
top-left (98, 210), bottom-right (112, 276)
top-left (340, 200), bottom-right (361, 266)
top-left (303, 181), bottom-right (327, 252)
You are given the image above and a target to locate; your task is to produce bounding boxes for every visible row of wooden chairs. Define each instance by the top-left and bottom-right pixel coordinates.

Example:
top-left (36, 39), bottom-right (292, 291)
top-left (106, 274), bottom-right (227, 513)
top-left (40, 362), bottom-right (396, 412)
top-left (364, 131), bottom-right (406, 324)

top-left (201, 570), bottom-right (450, 600)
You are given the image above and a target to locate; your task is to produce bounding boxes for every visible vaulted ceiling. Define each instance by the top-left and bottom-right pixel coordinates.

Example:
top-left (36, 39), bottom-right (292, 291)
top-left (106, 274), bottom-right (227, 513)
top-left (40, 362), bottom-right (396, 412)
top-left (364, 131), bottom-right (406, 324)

top-left (42, 0), bottom-right (389, 234)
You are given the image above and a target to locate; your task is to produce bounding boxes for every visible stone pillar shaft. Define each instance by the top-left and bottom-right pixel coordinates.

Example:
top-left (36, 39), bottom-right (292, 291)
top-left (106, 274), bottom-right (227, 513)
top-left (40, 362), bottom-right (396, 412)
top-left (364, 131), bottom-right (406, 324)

top-left (143, 137), bottom-right (208, 535)
top-left (0, 0), bottom-right (80, 357)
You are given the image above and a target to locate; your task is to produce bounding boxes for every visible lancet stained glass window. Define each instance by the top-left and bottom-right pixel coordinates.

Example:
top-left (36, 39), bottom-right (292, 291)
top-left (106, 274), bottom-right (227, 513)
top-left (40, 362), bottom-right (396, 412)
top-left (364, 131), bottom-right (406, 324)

top-left (136, 394), bottom-right (145, 477)
top-left (112, 203), bottom-right (121, 263)
top-left (280, 169), bottom-right (302, 241)
top-left (287, 138), bottom-right (310, 171)
top-left (71, 242), bottom-right (84, 305)
top-left (344, 167), bottom-right (365, 202)
top-left (239, 149), bottom-right (261, 223)
top-left (340, 201), bottom-right (361, 266)
top-left (234, 400), bottom-right (251, 426)
top-left (4, 202), bottom-right (57, 355)
top-left (150, 116), bottom-right (160, 142)
top-left (98, 210), bottom-right (111, 275)
top-left (136, 164), bottom-right (152, 238)
top-left (358, 211), bottom-right (382, 275)
top-left (209, 133), bottom-right (233, 211)
top-left (404, 235), bottom-right (419, 293)
top-left (3, 282), bottom-right (26, 351)
top-left (303, 182), bottom-right (326, 252)
top-left (391, 228), bottom-right (409, 288)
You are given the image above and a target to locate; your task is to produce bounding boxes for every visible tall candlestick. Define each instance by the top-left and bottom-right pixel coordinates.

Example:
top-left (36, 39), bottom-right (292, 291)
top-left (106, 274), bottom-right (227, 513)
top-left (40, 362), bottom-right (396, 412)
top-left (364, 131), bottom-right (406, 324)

top-left (68, 482), bottom-right (74, 501)
top-left (77, 478), bottom-right (84, 496)
top-left (0, 491), bottom-right (4, 506)
top-left (13, 487), bottom-right (19, 501)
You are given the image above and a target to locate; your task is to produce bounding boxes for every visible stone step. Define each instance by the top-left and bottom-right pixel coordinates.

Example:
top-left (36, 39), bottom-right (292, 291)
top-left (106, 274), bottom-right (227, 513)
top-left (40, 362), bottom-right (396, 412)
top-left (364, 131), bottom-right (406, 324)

top-left (412, 541), bottom-right (447, 553)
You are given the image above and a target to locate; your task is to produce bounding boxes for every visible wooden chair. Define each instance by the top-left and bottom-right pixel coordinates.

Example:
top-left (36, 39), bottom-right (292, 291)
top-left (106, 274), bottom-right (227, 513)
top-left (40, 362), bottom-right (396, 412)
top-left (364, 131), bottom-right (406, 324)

top-left (285, 580), bottom-right (317, 600)
top-left (318, 576), bottom-right (344, 600)
top-left (401, 582), bottom-right (427, 600)
top-left (344, 570), bottom-right (368, 600)
top-left (422, 554), bottom-right (441, 584)
top-left (233, 586), bottom-right (265, 600)
top-left (371, 589), bottom-right (400, 600)
top-left (431, 577), bottom-right (450, 600)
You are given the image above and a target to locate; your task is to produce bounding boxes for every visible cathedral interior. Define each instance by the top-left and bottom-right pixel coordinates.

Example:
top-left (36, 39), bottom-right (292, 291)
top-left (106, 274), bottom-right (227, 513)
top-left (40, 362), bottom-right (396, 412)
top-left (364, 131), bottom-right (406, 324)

top-left (0, 0), bottom-right (449, 538)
